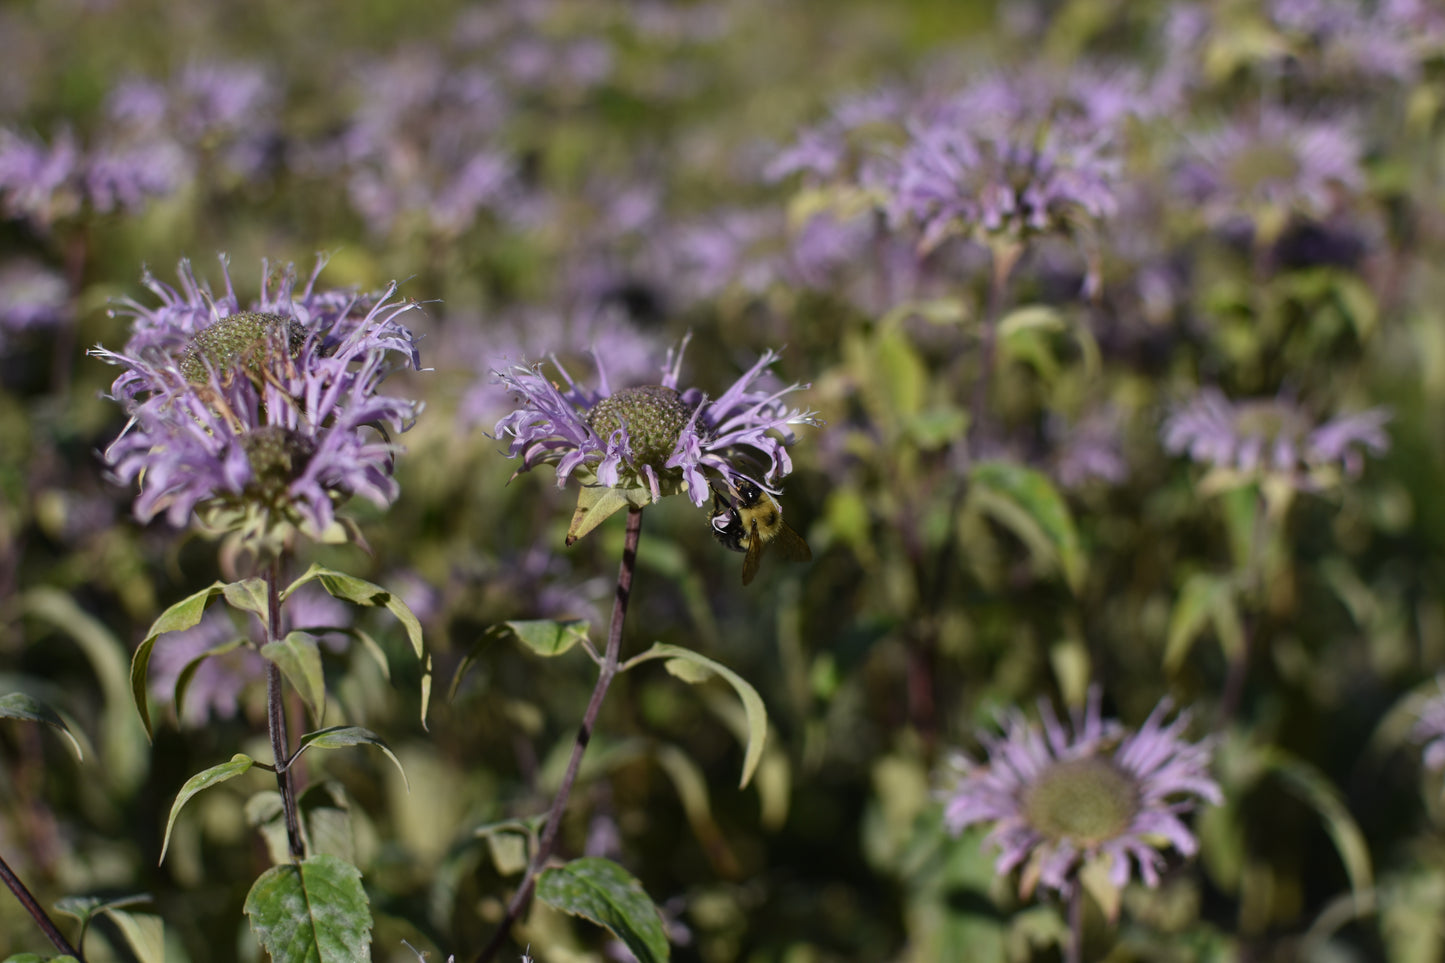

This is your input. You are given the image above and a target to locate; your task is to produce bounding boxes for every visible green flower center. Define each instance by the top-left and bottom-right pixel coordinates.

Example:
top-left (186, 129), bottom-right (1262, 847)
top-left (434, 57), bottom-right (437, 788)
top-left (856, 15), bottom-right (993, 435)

top-left (1228, 142), bottom-right (1301, 196)
top-left (1022, 757), bottom-right (1140, 846)
top-left (240, 426), bottom-right (315, 504)
top-left (179, 312), bottom-right (307, 385)
top-left (585, 385), bottom-right (695, 469)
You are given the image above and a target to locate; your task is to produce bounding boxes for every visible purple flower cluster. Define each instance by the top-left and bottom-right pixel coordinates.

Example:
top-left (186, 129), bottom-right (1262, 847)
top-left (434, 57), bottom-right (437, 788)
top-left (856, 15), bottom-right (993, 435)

top-left (1162, 388), bottom-right (1390, 486)
top-left (494, 335), bottom-right (819, 505)
top-left (0, 258), bottom-right (69, 337)
top-left (943, 690), bottom-right (1221, 898)
top-left (92, 257), bottom-right (422, 542)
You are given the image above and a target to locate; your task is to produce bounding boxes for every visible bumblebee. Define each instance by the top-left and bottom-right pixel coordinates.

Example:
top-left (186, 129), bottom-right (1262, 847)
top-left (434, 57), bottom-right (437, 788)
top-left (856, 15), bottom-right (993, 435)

top-left (709, 478), bottom-right (812, 586)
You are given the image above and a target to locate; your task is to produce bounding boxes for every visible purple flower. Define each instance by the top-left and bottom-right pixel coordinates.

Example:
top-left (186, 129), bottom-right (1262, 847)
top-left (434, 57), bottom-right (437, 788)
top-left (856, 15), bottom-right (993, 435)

top-left (1175, 109), bottom-right (1365, 239)
top-left (0, 259), bottom-right (69, 334)
top-left (148, 586), bottom-right (353, 727)
top-left (493, 335), bottom-right (818, 507)
top-left (1162, 389), bottom-right (1389, 486)
top-left (91, 257), bottom-right (423, 545)
top-left (943, 690), bottom-right (1221, 899)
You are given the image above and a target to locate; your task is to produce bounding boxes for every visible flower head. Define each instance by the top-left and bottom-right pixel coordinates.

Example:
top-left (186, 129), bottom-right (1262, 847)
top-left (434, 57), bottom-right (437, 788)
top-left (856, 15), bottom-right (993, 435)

top-left (1162, 388), bottom-right (1389, 489)
top-left (494, 335), bottom-right (818, 515)
top-left (943, 690), bottom-right (1221, 900)
top-left (91, 257), bottom-right (422, 551)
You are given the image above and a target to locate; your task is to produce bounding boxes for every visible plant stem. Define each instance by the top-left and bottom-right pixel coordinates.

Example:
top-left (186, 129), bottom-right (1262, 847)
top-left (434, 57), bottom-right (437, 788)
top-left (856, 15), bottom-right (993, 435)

top-left (476, 506), bottom-right (644, 963)
top-left (0, 850), bottom-right (83, 960)
top-left (1066, 884), bottom-right (1084, 963)
top-left (266, 557), bottom-right (305, 860)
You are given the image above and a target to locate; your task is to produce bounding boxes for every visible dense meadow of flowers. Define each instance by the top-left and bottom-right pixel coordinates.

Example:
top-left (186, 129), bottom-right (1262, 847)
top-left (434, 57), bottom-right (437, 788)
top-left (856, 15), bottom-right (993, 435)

top-left (1, 0), bottom-right (1445, 959)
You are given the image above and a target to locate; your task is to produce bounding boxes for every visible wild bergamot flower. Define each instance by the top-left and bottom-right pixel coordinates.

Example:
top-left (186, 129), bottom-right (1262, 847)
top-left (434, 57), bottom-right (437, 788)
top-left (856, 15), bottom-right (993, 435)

top-left (943, 690), bottom-right (1221, 901)
top-left (91, 256), bottom-right (422, 553)
top-left (493, 335), bottom-right (818, 541)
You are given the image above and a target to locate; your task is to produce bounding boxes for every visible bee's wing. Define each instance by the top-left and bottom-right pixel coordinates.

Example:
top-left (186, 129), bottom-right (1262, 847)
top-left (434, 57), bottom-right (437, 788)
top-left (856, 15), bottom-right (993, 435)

top-left (741, 519), bottom-right (764, 586)
top-left (772, 522), bottom-right (812, 563)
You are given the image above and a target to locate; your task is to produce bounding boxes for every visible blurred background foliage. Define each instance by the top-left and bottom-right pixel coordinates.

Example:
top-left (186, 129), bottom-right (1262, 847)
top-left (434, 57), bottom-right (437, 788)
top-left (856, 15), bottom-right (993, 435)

top-left (1, 0), bottom-right (1444, 959)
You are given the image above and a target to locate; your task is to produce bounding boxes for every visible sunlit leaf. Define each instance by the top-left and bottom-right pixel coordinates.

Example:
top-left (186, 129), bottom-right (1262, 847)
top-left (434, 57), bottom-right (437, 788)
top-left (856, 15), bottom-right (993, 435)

top-left (244, 854), bottom-right (372, 963)
top-left (295, 725), bottom-right (410, 791)
top-left (624, 643), bottom-right (767, 788)
top-left (488, 619), bottom-right (591, 658)
top-left (567, 484), bottom-right (652, 545)
top-left (123, 581), bottom-right (230, 740)
top-left (283, 564), bottom-right (428, 726)
top-left (536, 857), bottom-right (669, 963)
top-left (262, 631), bottom-right (326, 727)
top-left (161, 754), bottom-right (254, 864)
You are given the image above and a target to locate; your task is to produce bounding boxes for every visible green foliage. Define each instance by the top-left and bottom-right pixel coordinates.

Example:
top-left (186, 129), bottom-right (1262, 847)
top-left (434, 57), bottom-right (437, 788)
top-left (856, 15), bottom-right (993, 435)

top-left (294, 725), bottom-right (409, 790)
top-left (160, 754), bottom-right (255, 864)
top-left (53, 895), bottom-right (162, 963)
top-left (624, 643), bottom-right (769, 789)
top-left (0, 692), bottom-right (83, 760)
top-left (535, 857), bottom-right (670, 963)
top-left (244, 854), bottom-right (372, 963)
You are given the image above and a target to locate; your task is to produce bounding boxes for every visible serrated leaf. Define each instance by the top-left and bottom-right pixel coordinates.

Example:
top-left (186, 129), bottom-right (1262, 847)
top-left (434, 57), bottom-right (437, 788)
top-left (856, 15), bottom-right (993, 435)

top-left (969, 461), bottom-right (1086, 593)
top-left (0, 692), bottom-right (82, 760)
top-left (488, 619), bottom-right (591, 658)
top-left (626, 643), bottom-right (767, 788)
top-left (536, 857), bottom-right (669, 963)
top-left (174, 637), bottom-right (250, 723)
top-left (262, 632), bottom-right (326, 728)
top-left (126, 581), bottom-right (229, 740)
top-left (282, 565), bottom-right (429, 727)
top-left (161, 754), bottom-right (254, 864)
top-left (244, 853), bottom-right (372, 963)
top-left (567, 484), bottom-right (652, 545)
top-left (295, 726), bottom-right (409, 791)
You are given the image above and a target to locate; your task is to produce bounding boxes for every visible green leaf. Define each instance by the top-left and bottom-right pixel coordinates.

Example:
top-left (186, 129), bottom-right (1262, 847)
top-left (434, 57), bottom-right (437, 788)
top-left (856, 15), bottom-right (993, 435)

top-left (174, 637), bottom-right (250, 723)
top-left (872, 329), bottom-right (926, 418)
top-left (1259, 747), bottom-right (1374, 904)
top-left (20, 588), bottom-right (146, 792)
top-left (298, 783), bottom-right (354, 864)
top-left (535, 857), bottom-right (669, 963)
top-left (4, 956), bottom-right (80, 962)
top-left (282, 564), bottom-right (429, 727)
top-left (126, 581), bottom-right (230, 740)
top-left (244, 854), bottom-right (372, 963)
top-left (262, 632), bottom-right (326, 727)
top-left (488, 619), bottom-right (591, 658)
top-left (567, 484), bottom-right (651, 545)
top-left (295, 726), bottom-right (410, 791)
top-left (624, 643), bottom-right (768, 788)
top-left (654, 744), bottom-right (739, 877)
top-left (1164, 573), bottom-right (1245, 673)
top-left (53, 893), bottom-right (151, 950)
top-left (0, 692), bottom-right (83, 760)
top-left (160, 754), bottom-right (255, 864)
top-left (968, 461), bottom-right (1086, 593)
top-left (222, 577), bottom-right (271, 626)
top-left (104, 909), bottom-right (164, 963)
